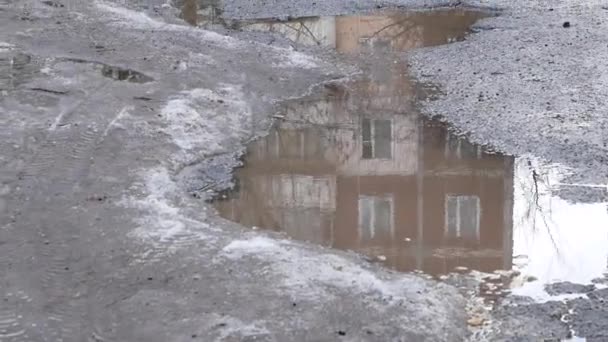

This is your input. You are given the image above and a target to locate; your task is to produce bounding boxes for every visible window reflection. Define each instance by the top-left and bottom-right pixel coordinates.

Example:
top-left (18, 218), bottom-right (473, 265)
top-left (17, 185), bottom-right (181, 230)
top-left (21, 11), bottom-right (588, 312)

top-left (361, 118), bottom-right (393, 159)
top-left (445, 195), bottom-right (481, 240)
top-left (358, 195), bottom-right (394, 240)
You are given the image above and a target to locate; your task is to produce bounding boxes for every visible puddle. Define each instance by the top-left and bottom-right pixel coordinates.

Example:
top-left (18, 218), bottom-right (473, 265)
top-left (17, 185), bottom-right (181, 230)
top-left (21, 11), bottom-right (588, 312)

top-left (235, 10), bottom-right (488, 49)
top-left (207, 8), bottom-right (608, 298)
top-left (100, 64), bottom-right (153, 83)
top-left (214, 82), bottom-right (516, 276)
top-left (180, 0), bottom-right (488, 49)
top-left (63, 58), bottom-right (154, 83)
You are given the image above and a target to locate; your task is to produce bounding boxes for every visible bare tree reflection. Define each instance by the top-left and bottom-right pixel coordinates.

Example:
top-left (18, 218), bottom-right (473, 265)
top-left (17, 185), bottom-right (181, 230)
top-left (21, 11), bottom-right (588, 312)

top-left (518, 159), bottom-right (561, 255)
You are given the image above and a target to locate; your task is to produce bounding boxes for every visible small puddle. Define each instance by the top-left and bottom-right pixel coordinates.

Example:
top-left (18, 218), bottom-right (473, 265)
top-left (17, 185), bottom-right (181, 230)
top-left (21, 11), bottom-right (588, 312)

top-left (100, 64), bottom-right (153, 83)
top-left (63, 58), bottom-right (154, 83)
top-left (207, 8), bottom-right (608, 300)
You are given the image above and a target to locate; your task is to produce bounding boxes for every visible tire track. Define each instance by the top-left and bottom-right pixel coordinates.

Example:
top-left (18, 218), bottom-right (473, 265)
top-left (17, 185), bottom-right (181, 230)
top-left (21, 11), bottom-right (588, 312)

top-left (10, 114), bottom-right (117, 341)
top-left (0, 309), bottom-right (26, 342)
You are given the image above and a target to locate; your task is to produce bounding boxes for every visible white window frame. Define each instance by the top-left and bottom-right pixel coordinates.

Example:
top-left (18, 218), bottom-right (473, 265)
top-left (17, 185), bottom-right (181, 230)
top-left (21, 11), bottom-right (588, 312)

top-left (444, 194), bottom-right (481, 240)
top-left (361, 118), bottom-right (394, 160)
top-left (358, 195), bottom-right (395, 240)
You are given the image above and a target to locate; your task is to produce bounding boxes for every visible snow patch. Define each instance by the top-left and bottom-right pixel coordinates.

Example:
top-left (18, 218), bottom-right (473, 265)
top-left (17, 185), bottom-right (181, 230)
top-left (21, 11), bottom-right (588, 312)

top-left (222, 236), bottom-right (282, 258)
top-left (275, 49), bottom-right (319, 69)
top-left (121, 167), bottom-right (213, 247)
top-left (0, 42), bottom-right (14, 51)
top-left (160, 85), bottom-right (251, 159)
top-left (220, 236), bottom-right (429, 300)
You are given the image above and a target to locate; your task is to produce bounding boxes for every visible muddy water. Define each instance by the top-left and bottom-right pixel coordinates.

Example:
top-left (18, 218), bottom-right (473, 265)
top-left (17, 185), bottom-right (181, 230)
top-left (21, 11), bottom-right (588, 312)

top-left (209, 9), bottom-right (608, 295)
top-left (237, 10), bottom-right (486, 48)
top-left (214, 84), bottom-right (515, 276)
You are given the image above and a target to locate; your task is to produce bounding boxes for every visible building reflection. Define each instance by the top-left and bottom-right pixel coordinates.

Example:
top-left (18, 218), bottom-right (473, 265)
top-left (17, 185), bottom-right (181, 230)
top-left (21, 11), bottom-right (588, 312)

top-left (214, 11), bottom-right (512, 275)
top-left (238, 10), bottom-right (486, 50)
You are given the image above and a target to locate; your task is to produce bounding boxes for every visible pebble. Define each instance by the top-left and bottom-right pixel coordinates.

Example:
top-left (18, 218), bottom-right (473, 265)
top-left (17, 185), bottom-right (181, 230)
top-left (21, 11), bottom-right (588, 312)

top-left (467, 316), bottom-right (485, 326)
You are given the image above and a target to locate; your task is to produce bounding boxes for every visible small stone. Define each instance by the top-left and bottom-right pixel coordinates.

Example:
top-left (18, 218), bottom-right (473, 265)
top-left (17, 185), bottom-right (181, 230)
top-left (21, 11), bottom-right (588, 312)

top-left (526, 275), bottom-right (538, 282)
top-left (467, 316), bottom-right (485, 326)
top-left (563, 21), bottom-right (571, 28)
top-left (337, 330), bottom-right (346, 336)
top-left (377, 255), bottom-right (387, 261)
top-left (484, 274), bottom-right (502, 282)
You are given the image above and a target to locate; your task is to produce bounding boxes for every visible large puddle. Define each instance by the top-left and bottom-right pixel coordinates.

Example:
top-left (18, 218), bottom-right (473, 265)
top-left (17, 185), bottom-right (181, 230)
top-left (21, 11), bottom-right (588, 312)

top-left (205, 8), bottom-right (608, 298)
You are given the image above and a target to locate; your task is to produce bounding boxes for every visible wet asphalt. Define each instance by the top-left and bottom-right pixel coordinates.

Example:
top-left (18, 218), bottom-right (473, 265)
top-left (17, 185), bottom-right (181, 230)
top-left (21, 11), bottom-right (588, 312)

top-left (1, 0), bottom-right (608, 341)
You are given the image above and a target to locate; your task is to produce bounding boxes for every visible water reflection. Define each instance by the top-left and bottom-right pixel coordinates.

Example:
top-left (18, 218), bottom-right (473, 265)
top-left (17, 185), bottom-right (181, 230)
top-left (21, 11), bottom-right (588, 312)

top-left (211, 9), bottom-right (513, 276)
top-left (208, 9), bottom-right (608, 287)
top-left (214, 81), bottom-right (514, 275)
top-left (511, 159), bottom-right (608, 299)
top-left (238, 10), bottom-right (487, 50)
top-left (178, 0), bottom-right (488, 50)
top-left (179, 0), bottom-right (224, 27)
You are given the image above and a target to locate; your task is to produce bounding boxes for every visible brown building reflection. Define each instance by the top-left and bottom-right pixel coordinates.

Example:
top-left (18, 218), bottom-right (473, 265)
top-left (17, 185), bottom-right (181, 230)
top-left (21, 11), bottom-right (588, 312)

top-left (214, 11), bottom-right (513, 275)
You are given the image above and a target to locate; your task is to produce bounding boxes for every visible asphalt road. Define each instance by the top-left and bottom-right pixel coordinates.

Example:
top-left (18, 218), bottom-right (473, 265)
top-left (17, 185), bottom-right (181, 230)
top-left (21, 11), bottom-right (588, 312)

top-left (1, 0), bottom-right (607, 341)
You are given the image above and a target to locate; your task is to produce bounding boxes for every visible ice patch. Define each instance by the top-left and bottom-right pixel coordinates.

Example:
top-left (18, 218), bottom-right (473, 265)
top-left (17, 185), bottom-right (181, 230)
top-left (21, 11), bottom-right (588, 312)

top-left (0, 42), bottom-right (14, 51)
top-left (220, 236), bottom-right (431, 301)
top-left (160, 85), bottom-right (251, 159)
top-left (121, 167), bottom-right (213, 247)
top-left (222, 236), bottom-right (278, 257)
